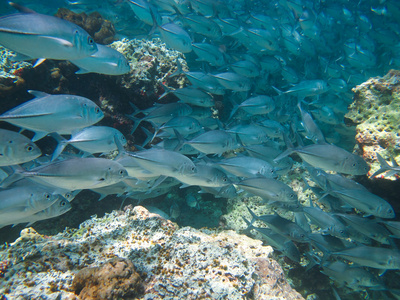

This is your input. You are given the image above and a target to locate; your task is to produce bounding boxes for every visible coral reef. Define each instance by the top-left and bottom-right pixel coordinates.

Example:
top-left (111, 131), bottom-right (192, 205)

top-left (0, 206), bottom-right (303, 300)
top-left (345, 69), bottom-right (400, 179)
top-left (55, 8), bottom-right (116, 45)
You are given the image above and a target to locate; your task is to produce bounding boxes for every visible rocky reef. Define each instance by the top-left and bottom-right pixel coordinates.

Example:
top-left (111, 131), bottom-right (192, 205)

top-left (345, 69), bottom-right (400, 179)
top-left (0, 206), bottom-right (303, 300)
top-left (55, 8), bottom-right (116, 45)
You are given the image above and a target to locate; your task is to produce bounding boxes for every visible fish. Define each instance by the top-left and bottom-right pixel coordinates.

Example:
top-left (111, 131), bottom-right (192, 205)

top-left (192, 43), bottom-right (225, 67)
top-left (333, 246), bottom-right (400, 270)
top-left (0, 185), bottom-right (59, 224)
top-left (216, 156), bottom-right (276, 179)
top-left (184, 130), bottom-right (239, 156)
top-left (159, 85), bottom-right (214, 108)
top-left (178, 163), bottom-right (230, 188)
top-left (243, 216), bottom-right (300, 262)
top-left (128, 102), bottom-right (192, 133)
top-left (229, 95), bottom-right (275, 120)
top-left (50, 126), bottom-right (127, 160)
top-left (1, 197), bottom-right (72, 228)
top-left (70, 44), bottom-right (130, 75)
top-left (0, 2), bottom-right (97, 63)
top-left (275, 143), bottom-right (370, 175)
top-left (210, 72), bottom-right (251, 92)
top-left (0, 90), bottom-right (104, 141)
top-left (247, 207), bottom-right (310, 243)
top-left (125, 148), bottom-right (197, 182)
top-left (237, 177), bottom-right (298, 204)
top-left (370, 153), bottom-right (400, 178)
top-left (15, 157), bottom-right (128, 191)
top-left (0, 128), bottom-right (41, 166)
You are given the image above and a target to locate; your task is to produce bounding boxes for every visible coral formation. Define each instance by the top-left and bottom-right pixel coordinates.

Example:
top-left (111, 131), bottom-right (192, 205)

top-left (0, 206), bottom-right (303, 300)
top-left (345, 69), bottom-right (400, 179)
top-left (55, 8), bottom-right (116, 45)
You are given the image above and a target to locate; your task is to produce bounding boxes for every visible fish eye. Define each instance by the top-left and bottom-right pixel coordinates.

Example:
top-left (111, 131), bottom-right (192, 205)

top-left (45, 193), bottom-right (50, 199)
top-left (61, 201), bottom-right (66, 207)
top-left (26, 145), bottom-right (34, 152)
top-left (191, 166), bottom-right (195, 171)
top-left (95, 107), bottom-right (100, 113)
top-left (300, 234), bottom-right (305, 238)
top-left (8, 140), bottom-right (13, 144)
top-left (119, 170), bottom-right (125, 175)
top-left (352, 163), bottom-right (357, 167)
top-left (340, 230), bottom-right (344, 234)
top-left (88, 37), bottom-right (94, 45)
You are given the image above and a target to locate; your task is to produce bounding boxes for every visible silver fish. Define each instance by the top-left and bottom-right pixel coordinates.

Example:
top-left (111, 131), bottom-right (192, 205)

top-left (0, 90), bottom-right (104, 141)
top-left (0, 3), bottom-right (97, 62)
top-left (0, 185), bottom-right (59, 224)
top-left (2, 197), bottom-right (71, 228)
top-left (211, 72), bottom-right (251, 92)
top-left (333, 246), bottom-right (400, 270)
top-left (217, 156), bottom-right (276, 179)
top-left (185, 130), bottom-right (238, 156)
top-left (70, 44), bottom-right (130, 75)
top-left (237, 177), bottom-right (298, 204)
top-left (19, 157), bottom-right (128, 191)
top-left (126, 149), bottom-right (197, 182)
top-left (0, 128), bottom-right (41, 166)
top-left (276, 143), bottom-right (369, 175)
top-left (178, 163), bottom-right (230, 188)
top-left (51, 126), bottom-right (127, 160)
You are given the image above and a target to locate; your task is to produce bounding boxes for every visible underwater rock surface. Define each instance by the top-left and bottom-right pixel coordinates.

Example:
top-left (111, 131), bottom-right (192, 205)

top-left (0, 206), bottom-right (303, 300)
top-left (346, 69), bottom-right (400, 179)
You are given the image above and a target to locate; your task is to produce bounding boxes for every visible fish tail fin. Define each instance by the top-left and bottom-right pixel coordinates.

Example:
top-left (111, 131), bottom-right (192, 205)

top-left (241, 216), bottom-right (254, 233)
top-left (228, 98), bottom-right (239, 121)
top-left (370, 153), bottom-right (392, 178)
top-left (128, 117), bottom-right (142, 134)
top-left (246, 206), bottom-right (258, 224)
top-left (0, 165), bottom-right (24, 188)
top-left (169, 59), bottom-right (184, 78)
top-left (390, 156), bottom-right (399, 167)
top-left (50, 132), bottom-right (68, 157)
top-left (158, 83), bottom-right (172, 100)
top-left (148, 6), bottom-right (159, 37)
top-left (272, 86), bottom-right (283, 96)
top-left (141, 127), bottom-right (156, 147)
top-left (173, 129), bottom-right (186, 152)
top-left (274, 133), bottom-right (295, 162)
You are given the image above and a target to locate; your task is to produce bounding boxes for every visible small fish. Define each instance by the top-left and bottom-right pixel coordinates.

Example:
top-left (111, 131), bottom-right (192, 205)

top-left (185, 130), bottom-right (239, 156)
top-left (70, 44), bottom-right (130, 75)
top-left (247, 207), bottom-right (310, 243)
top-left (217, 156), bottom-right (276, 179)
top-left (210, 72), bottom-right (251, 92)
top-left (51, 126), bottom-right (127, 160)
top-left (0, 2), bottom-right (97, 62)
top-left (0, 90), bottom-right (104, 141)
top-left (178, 163), bottom-right (230, 188)
top-left (237, 177), bottom-right (298, 204)
top-left (0, 129), bottom-right (41, 166)
top-left (230, 95), bottom-right (275, 119)
top-left (159, 85), bottom-right (214, 108)
top-left (371, 153), bottom-right (400, 178)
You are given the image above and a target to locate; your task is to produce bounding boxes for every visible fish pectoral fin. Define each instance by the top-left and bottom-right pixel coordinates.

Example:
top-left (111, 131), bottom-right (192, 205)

top-left (39, 36), bottom-right (74, 48)
top-left (33, 58), bottom-right (46, 67)
top-left (75, 68), bottom-right (90, 74)
top-left (32, 131), bottom-right (49, 142)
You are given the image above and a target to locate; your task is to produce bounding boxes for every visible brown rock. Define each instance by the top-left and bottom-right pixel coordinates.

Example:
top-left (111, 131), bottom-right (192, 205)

top-left (72, 257), bottom-right (143, 300)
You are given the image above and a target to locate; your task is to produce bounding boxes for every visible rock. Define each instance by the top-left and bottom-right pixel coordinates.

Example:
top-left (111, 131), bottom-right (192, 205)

top-left (345, 69), bottom-right (400, 179)
top-left (72, 258), bottom-right (143, 300)
top-left (0, 206), bottom-right (303, 300)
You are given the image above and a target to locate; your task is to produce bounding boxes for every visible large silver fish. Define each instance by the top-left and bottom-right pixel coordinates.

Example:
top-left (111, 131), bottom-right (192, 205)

top-left (0, 3), bottom-right (97, 62)
top-left (0, 197), bottom-right (71, 228)
top-left (0, 90), bottom-right (104, 141)
top-left (0, 185), bottom-right (59, 224)
top-left (0, 128), bottom-right (41, 166)
top-left (276, 143), bottom-right (369, 175)
top-left (18, 157), bottom-right (128, 191)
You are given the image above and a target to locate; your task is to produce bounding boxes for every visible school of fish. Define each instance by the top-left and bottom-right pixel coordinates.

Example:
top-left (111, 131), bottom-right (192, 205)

top-left (1, 0), bottom-right (400, 298)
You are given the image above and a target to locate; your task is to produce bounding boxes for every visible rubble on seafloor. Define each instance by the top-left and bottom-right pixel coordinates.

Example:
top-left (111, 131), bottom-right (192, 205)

top-left (0, 206), bottom-right (304, 300)
top-left (345, 69), bottom-right (400, 180)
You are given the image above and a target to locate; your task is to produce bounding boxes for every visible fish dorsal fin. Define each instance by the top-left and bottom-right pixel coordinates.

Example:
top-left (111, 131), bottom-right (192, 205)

top-left (9, 2), bottom-right (37, 14)
top-left (28, 90), bottom-right (50, 98)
